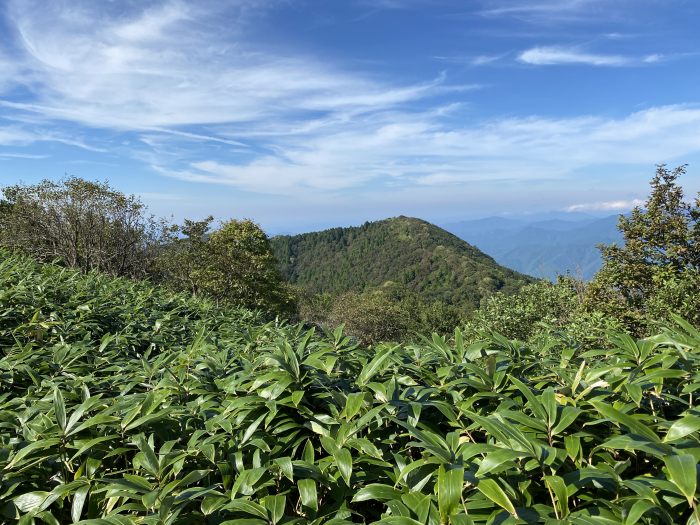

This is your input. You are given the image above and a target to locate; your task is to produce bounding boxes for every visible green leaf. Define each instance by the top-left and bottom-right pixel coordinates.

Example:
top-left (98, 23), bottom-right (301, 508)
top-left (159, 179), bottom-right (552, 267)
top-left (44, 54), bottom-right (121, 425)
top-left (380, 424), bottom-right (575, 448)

top-left (373, 518), bottom-right (424, 525)
top-left (264, 495), bottom-right (285, 525)
top-left (545, 475), bottom-right (569, 518)
top-left (353, 483), bottom-right (403, 502)
top-left (624, 500), bottom-right (656, 525)
top-left (552, 406), bottom-right (581, 436)
top-left (14, 491), bottom-right (51, 513)
top-left (665, 454), bottom-right (697, 505)
top-left (664, 415), bottom-right (700, 442)
top-left (298, 479), bottom-right (318, 512)
top-left (71, 484), bottom-right (89, 523)
top-left (5, 439), bottom-right (62, 470)
top-left (344, 392), bottom-right (365, 420)
top-left (476, 479), bottom-right (517, 517)
top-left (334, 447), bottom-right (353, 486)
top-left (274, 457), bottom-right (294, 481)
top-left (509, 376), bottom-right (547, 421)
top-left (225, 499), bottom-right (268, 520)
top-left (437, 465), bottom-right (464, 522)
top-left (592, 401), bottom-right (660, 443)
top-left (356, 346), bottom-right (395, 387)
top-left (67, 414), bottom-right (119, 437)
top-left (135, 435), bottom-right (160, 477)
top-left (54, 388), bottom-right (67, 432)
top-left (477, 449), bottom-right (527, 476)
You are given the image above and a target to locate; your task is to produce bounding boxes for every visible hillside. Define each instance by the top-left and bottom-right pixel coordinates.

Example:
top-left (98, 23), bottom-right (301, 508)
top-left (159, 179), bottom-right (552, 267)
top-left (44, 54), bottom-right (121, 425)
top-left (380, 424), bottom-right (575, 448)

top-left (443, 214), bottom-right (623, 280)
top-left (270, 216), bottom-right (534, 309)
top-left (2, 250), bottom-right (699, 524)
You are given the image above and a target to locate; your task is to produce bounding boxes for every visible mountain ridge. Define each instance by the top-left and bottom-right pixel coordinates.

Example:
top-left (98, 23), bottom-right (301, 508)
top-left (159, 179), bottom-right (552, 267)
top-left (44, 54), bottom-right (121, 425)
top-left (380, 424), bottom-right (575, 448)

top-left (443, 214), bottom-right (623, 280)
top-left (270, 216), bottom-right (534, 310)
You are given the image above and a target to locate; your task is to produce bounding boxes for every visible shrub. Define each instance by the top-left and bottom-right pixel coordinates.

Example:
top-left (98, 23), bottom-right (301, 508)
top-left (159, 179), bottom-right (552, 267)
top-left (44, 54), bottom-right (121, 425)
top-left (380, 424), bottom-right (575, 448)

top-left (0, 177), bottom-right (167, 278)
top-left (157, 217), bottom-right (295, 316)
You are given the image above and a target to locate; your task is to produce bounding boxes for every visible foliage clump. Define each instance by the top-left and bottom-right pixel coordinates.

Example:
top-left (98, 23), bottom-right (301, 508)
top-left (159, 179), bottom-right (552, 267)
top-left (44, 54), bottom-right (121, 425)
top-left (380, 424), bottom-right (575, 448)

top-left (468, 164), bottom-right (700, 348)
top-left (585, 164), bottom-right (700, 332)
top-left (299, 283), bottom-right (463, 345)
top-left (0, 177), bottom-right (167, 278)
top-left (156, 216), bottom-right (295, 316)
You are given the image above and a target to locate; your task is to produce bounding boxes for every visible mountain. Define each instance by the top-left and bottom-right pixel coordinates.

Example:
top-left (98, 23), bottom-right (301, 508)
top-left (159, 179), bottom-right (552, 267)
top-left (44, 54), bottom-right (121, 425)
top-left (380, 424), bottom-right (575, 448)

top-left (270, 216), bottom-right (534, 310)
top-left (443, 214), bottom-right (624, 281)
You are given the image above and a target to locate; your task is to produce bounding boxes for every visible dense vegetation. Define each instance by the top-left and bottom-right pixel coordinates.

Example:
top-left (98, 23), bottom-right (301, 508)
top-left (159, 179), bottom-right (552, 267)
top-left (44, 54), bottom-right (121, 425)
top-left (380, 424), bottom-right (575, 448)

top-left (0, 178), bottom-right (167, 279)
top-left (270, 217), bottom-right (533, 311)
top-left (586, 164), bottom-right (700, 334)
top-left (155, 216), bottom-right (295, 316)
top-left (0, 180), bottom-right (293, 316)
top-left (2, 250), bottom-right (700, 524)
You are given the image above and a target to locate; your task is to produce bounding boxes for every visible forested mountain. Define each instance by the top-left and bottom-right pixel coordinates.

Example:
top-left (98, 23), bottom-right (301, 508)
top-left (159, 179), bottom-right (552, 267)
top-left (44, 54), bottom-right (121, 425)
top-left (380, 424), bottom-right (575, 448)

top-left (443, 214), bottom-right (623, 280)
top-left (270, 216), bottom-right (533, 309)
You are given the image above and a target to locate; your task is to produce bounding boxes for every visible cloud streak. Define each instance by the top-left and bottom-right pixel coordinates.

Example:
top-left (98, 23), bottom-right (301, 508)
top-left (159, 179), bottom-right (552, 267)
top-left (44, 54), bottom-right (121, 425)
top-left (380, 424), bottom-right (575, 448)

top-left (152, 104), bottom-right (700, 195)
top-left (2, 0), bottom-right (443, 133)
top-left (519, 46), bottom-right (630, 66)
top-left (565, 199), bottom-right (644, 212)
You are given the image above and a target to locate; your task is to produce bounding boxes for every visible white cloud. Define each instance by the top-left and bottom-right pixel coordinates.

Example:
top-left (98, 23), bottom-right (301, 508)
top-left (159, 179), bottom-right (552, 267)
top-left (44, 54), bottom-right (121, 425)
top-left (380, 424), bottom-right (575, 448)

top-left (2, 0), bottom-right (444, 131)
top-left (150, 104), bottom-right (700, 195)
top-left (2, 1), bottom-right (700, 202)
top-left (480, 0), bottom-right (604, 21)
top-left (565, 199), bottom-right (644, 212)
top-left (0, 152), bottom-right (50, 159)
top-left (518, 46), bottom-right (629, 66)
top-left (644, 54), bottom-right (663, 63)
top-left (471, 54), bottom-right (506, 66)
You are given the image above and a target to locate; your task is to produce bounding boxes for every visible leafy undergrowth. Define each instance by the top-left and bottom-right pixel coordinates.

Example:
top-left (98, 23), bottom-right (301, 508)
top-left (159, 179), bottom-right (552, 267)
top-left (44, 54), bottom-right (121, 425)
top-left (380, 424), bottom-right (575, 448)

top-left (1, 252), bottom-right (699, 525)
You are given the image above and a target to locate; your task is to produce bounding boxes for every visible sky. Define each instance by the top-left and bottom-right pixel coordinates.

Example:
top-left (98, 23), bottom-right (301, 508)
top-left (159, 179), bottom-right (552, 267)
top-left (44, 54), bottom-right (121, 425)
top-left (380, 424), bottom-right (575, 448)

top-left (1, 0), bottom-right (699, 233)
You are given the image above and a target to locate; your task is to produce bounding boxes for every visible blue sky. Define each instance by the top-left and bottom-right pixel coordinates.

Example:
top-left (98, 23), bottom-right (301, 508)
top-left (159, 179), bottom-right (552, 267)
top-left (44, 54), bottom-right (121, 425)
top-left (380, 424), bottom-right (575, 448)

top-left (1, 0), bottom-right (699, 233)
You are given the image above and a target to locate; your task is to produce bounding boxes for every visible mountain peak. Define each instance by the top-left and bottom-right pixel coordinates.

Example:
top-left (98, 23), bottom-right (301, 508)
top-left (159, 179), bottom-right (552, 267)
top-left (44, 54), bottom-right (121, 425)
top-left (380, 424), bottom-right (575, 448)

top-left (270, 217), bottom-right (534, 310)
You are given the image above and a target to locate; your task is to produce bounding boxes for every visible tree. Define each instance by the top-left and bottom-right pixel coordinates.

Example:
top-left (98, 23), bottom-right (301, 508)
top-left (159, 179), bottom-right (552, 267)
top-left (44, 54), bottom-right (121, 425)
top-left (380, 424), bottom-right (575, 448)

top-left (0, 177), bottom-right (167, 278)
top-left (154, 216), bottom-right (214, 295)
top-left (586, 164), bottom-right (700, 330)
top-left (157, 218), bottom-right (295, 316)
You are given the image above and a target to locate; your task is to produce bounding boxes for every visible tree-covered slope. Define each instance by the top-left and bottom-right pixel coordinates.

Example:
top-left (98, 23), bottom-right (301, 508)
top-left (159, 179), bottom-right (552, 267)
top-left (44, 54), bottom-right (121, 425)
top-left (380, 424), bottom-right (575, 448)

top-left (270, 216), bottom-right (533, 309)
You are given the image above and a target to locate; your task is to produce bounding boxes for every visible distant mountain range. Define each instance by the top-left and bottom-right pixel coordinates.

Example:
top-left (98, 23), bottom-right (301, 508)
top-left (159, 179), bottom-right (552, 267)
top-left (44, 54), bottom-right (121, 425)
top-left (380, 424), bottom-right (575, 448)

top-left (442, 214), bottom-right (624, 281)
top-left (270, 216), bottom-right (534, 310)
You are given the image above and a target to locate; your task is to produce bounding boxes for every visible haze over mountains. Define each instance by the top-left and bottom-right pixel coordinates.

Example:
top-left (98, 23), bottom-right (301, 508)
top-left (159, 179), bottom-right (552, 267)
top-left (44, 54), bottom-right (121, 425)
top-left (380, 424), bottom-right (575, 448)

top-left (270, 216), bottom-right (533, 310)
top-left (443, 214), bottom-right (624, 281)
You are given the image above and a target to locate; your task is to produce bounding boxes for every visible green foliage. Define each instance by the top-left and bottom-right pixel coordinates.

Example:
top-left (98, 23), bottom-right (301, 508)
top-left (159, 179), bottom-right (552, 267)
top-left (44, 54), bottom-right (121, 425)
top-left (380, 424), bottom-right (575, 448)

top-left (0, 177), bottom-right (167, 278)
top-left (157, 217), bottom-right (295, 316)
top-left (587, 164), bottom-right (700, 332)
top-left (271, 216), bottom-right (533, 311)
top-left (464, 277), bottom-right (621, 347)
top-left (326, 290), bottom-right (414, 345)
top-left (300, 284), bottom-right (464, 345)
top-left (2, 250), bottom-right (700, 524)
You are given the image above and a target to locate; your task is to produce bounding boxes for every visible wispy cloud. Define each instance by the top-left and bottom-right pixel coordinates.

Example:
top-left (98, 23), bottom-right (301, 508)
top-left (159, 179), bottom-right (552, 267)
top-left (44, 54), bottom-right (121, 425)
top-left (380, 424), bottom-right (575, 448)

top-left (2, 0), bottom-right (445, 132)
top-left (565, 199), bottom-right (644, 212)
top-left (479, 0), bottom-right (604, 22)
top-left (152, 104), bottom-right (700, 195)
top-left (0, 152), bottom-right (50, 159)
top-left (518, 46), bottom-right (630, 66)
top-left (432, 54), bottom-right (506, 66)
top-left (2, 0), bottom-right (699, 208)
